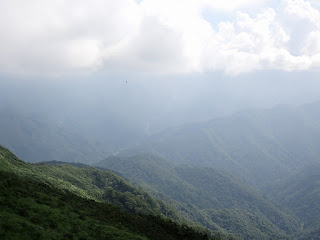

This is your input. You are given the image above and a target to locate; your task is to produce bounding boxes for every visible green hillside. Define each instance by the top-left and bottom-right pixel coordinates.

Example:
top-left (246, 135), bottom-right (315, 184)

top-left (0, 145), bottom-right (218, 240)
top-left (0, 171), bottom-right (211, 240)
top-left (97, 153), bottom-right (300, 239)
top-left (0, 146), bottom-right (184, 220)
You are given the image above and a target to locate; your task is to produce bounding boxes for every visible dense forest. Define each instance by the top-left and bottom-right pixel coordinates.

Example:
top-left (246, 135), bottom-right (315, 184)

top-left (97, 153), bottom-right (301, 239)
top-left (0, 145), bottom-right (224, 240)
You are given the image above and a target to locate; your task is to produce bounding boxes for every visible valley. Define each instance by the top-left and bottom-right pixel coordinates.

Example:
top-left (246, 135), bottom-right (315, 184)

top-left (1, 102), bottom-right (320, 239)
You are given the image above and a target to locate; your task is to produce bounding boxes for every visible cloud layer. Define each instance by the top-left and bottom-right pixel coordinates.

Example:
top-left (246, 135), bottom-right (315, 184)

top-left (0, 0), bottom-right (319, 76)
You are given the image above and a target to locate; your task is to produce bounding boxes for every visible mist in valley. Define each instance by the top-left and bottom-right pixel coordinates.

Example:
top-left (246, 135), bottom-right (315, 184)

top-left (1, 0), bottom-right (320, 239)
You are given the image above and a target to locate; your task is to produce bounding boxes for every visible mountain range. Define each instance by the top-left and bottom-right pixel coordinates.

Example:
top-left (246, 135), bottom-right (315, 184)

top-left (125, 101), bottom-right (320, 188)
top-left (1, 101), bottom-right (320, 239)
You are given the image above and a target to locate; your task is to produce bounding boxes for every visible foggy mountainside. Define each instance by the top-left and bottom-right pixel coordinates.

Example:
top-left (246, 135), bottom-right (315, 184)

top-left (125, 101), bottom-right (320, 188)
top-left (1, 72), bottom-right (320, 164)
top-left (1, 89), bottom-right (320, 239)
top-left (95, 101), bottom-right (320, 239)
top-left (0, 108), bottom-right (104, 163)
top-left (1, 0), bottom-right (320, 239)
top-left (1, 91), bottom-right (320, 239)
top-left (0, 145), bottom-right (221, 240)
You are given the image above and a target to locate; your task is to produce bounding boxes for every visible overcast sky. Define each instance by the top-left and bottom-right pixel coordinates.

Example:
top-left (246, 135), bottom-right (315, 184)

top-left (0, 0), bottom-right (320, 77)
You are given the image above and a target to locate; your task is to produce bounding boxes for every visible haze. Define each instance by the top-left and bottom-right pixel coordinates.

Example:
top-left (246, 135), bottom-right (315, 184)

top-left (1, 1), bottom-right (320, 239)
top-left (1, 0), bottom-right (320, 158)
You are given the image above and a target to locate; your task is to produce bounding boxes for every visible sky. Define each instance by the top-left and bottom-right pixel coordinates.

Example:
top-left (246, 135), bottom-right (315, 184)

top-left (1, 0), bottom-right (320, 134)
top-left (0, 0), bottom-right (320, 77)
top-left (1, 0), bottom-right (320, 160)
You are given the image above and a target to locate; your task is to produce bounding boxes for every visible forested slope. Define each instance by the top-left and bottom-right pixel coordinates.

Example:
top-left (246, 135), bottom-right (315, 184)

top-left (266, 163), bottom-right (320, 239)
top-left (97, 153), bottom-right (300, 239)
top-left (0, 145), bottom-right (222, 240)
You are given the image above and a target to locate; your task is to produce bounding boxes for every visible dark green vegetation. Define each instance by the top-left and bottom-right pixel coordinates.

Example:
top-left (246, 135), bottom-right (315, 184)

top-left (0, 146), bottom-right (218, 240)
top-left (0, 145), bottom-right (182, 220)
top-left (97, 154), bottom-right (300, 240)
top-left (128, 102), bottom-right (320, 188)
top-left (0, 170), bottom-right (210, 240)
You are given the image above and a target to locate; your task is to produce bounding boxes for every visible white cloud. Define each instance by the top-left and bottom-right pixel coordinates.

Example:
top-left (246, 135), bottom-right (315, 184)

top-left (303, 31), bottom-right (320, 55)
top-left (0, 0), bottom-right (319, 76)
top-left (203, 0), bottom-right (271, 12)
top-left (0, 0), bottom-right (142, 75)
top-left (284, 0), bottom-right (320, 27)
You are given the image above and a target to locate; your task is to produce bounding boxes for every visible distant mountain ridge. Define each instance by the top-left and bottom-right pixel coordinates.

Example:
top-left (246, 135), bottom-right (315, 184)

top-left (125, 102), bottom-right (320, 187)
top-left (0, 106), bottom-right (143, 164)
top-left (2, 99), bottom-right (320, 239)
top-left (0, 108), bottom-right (105, 163)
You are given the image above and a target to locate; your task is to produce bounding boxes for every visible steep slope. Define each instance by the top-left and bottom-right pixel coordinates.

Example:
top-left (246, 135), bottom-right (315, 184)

top-left (0, 145), bottom-right (219, 240)
top-left (97, 153), bottom-right (299, 239)
top-left (126, 102), bottom-right (320, 187)
top-left (0, 146), bottom-right (182, 220)
top-left (0, 172), bottom-right (212, 240)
